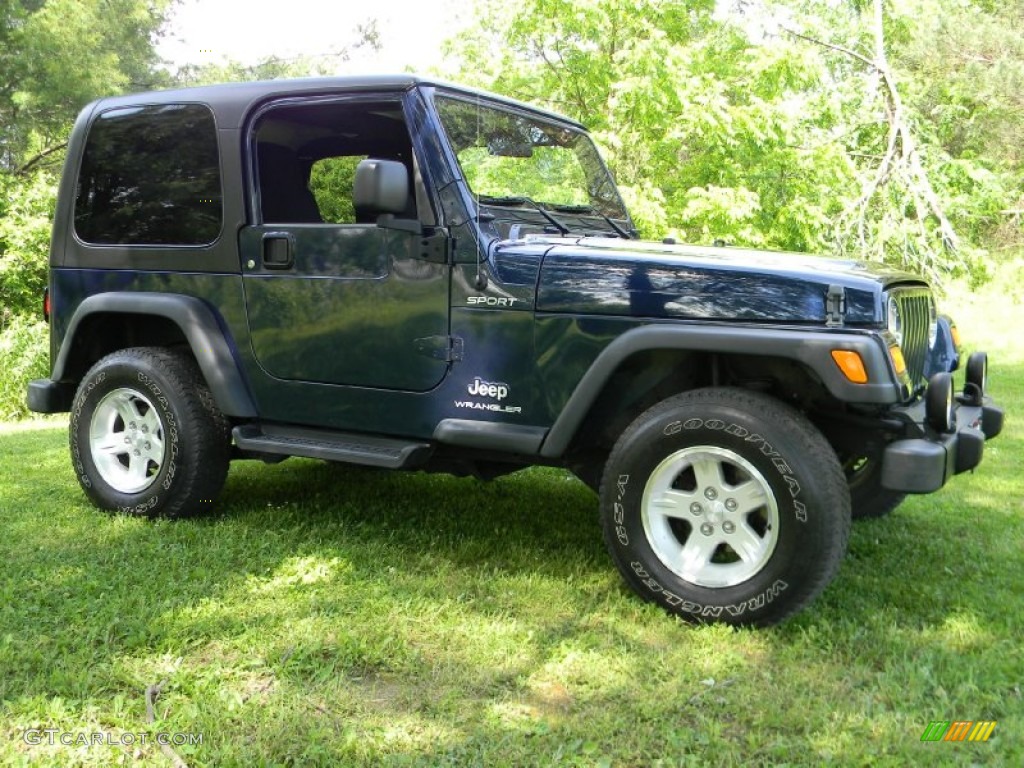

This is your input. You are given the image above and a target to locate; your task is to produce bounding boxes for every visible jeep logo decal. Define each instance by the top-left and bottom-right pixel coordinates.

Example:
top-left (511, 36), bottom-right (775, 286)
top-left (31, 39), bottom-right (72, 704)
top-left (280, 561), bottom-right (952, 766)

top-left (468, 377), bottom-right (509, 400)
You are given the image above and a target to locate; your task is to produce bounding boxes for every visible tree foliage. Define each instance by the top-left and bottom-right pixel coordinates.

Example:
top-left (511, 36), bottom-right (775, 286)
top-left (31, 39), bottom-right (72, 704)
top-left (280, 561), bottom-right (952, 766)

top-left (1, 0), bottom-right (174, 320)
top-left (0, 0), bottom-right (172, 175)
top-left (0, 170), bottom-right (53, 322)
top-left (442, 0), bottom-right (1023, 277)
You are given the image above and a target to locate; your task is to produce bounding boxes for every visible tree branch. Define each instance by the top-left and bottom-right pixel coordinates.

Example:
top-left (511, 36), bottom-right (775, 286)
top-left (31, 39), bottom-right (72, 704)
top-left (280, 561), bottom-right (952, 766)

top-left (14, 141), bottom-right (68, 176)
top-left (785, 1), bottom-right (963, 264)
top-left (779, 26), bottom-right (877, 70)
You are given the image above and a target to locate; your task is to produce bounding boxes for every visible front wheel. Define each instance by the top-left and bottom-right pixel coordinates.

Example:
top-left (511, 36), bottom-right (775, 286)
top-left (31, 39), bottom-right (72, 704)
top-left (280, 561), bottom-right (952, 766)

top-left (600, 388), bottom-right (849, 627)
top-left (69, 347), bottom-right (230, 518)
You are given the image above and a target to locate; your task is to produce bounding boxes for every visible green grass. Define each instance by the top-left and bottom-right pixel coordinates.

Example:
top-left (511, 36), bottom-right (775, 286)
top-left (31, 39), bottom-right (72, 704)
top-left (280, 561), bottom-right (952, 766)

top-left (2, 271), bottom-right (1023, 766)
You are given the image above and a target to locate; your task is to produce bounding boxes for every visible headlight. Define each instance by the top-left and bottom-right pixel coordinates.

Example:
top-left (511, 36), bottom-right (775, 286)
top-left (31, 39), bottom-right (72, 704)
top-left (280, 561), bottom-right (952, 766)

top-left (887, 297), bottom-right (903, 347)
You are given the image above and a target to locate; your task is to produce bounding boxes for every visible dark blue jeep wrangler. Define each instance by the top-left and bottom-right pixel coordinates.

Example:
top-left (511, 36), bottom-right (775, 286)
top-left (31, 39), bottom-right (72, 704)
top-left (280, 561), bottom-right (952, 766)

top-left (27, 76), bottom-right (1003, 625)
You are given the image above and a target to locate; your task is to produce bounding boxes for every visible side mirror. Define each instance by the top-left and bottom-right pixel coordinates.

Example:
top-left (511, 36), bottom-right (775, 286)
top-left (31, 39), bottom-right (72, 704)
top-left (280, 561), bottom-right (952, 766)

top-left (353, 159), bottom-right (409, 215)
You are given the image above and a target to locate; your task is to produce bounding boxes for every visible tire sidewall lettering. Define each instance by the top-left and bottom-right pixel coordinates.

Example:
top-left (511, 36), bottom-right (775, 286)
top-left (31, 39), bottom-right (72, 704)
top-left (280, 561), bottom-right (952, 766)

top-left (669, 417), bottom-right (808, 523)
top-left (614, 474), bottom-right (630, 545)
top-left (604, 394), bottom-right (840, 624)
top-left (629, 560), bottom-right (789, 618)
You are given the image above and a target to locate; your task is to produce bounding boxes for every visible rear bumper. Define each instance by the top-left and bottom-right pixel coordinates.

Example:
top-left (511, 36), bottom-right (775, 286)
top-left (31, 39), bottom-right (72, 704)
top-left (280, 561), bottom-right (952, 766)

top-left (26, 379), bottom-right (75, 414)
top-left (881, 397), bottom-right (1004, 493)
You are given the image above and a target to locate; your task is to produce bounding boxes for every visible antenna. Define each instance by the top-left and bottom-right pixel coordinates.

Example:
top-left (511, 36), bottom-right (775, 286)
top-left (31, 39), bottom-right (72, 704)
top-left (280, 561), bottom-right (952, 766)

top-left (473, 93), bottom-right (488, 291)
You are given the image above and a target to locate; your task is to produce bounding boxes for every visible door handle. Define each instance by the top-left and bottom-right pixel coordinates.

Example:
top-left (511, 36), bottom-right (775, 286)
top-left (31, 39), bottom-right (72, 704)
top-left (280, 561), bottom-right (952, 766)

top-left (262, 232), bottom-right (294, 269)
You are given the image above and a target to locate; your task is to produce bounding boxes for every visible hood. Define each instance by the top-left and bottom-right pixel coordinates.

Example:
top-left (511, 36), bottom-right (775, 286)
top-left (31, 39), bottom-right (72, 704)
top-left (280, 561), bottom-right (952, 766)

top-left (521, 236), bottom-right (925, 325)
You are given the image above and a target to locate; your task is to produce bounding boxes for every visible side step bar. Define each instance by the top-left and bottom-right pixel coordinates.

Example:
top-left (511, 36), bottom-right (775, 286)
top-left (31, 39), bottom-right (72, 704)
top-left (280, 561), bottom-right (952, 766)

top-left (232, 424), bottom-right (432, 469)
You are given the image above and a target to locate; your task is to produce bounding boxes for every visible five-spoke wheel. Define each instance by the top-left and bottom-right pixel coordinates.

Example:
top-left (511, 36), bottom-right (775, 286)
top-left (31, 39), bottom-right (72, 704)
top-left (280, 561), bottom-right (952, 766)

top-left (642, 446), bottom-right (779, 588)
top-left (88, 388), bottom-right (166, 494)
top-left (70, 347), bottom-right (230, 518)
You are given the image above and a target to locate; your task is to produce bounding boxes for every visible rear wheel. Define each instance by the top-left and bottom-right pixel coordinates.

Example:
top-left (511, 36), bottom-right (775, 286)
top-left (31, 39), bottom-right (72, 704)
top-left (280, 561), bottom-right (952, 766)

top-left (600, 387), bottom-right (849, 626)
top-left (70, 347), bottom-right (230, 518)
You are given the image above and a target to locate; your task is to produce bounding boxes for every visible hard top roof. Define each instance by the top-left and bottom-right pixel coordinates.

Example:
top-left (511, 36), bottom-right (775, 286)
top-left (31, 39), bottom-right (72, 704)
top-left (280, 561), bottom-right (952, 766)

top-left (84, 74), bottom-right (587, 131)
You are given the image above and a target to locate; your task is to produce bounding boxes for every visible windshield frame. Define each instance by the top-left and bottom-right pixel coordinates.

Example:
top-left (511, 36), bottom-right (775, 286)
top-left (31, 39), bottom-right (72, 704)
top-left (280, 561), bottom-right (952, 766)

top-left (430, 89), bottom-right (633, 232)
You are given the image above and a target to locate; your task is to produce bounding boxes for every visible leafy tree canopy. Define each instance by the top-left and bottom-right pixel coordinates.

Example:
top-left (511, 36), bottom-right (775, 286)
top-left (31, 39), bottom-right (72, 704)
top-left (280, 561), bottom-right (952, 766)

top-left (441, 0), bottom-right (1023, 278)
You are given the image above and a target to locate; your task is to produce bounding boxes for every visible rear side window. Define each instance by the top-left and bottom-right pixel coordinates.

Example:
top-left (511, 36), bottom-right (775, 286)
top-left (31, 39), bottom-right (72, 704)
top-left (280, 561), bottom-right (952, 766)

top-left (74, 104), bottom-right (222, 245)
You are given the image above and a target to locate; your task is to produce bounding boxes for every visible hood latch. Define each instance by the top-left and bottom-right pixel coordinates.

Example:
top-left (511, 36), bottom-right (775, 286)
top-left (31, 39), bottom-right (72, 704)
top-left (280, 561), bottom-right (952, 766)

top-left (825, 284), bottom-right (847, 328)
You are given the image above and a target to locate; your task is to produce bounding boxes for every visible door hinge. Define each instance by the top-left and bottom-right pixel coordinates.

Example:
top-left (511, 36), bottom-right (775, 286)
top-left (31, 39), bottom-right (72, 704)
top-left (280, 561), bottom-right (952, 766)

top-left (414, 335), bottom-right (464, 362)
top-left (420, 228), bottom-right (454, 264)
top-left (825, 284), bottom-right (847, 328)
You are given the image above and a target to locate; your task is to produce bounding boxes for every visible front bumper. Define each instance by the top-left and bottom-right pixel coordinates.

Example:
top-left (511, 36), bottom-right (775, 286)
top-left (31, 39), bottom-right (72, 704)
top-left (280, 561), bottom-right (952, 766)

top-left (26, 379), bottom-right (75, 414)
top-left (881, 394), bottom-right (1004, 494)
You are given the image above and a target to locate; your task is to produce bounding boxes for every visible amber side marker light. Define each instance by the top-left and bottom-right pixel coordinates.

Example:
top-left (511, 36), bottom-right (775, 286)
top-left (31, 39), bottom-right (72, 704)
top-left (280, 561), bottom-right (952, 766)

top-left (950, 323), bottom-right (962, 350)
top-left (889, 345), bottom-right (908, 377)
top-left (831, 350), bottom-right (869, 384)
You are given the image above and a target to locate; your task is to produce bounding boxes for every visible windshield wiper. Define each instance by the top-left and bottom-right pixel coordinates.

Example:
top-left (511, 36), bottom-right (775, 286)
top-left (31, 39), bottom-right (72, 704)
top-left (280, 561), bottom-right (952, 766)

top-left (477, 195), bottom-right (570, 236)
top-left (545, 202), bottom-right (634, 239)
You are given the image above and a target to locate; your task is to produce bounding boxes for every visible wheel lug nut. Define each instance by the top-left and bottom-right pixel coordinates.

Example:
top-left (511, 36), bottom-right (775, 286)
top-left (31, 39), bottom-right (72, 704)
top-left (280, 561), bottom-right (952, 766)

top-left (141, 425), bottom-right (148, 433)
top-left (704, 488), bottom-right (718, 500)
top-left (725, 499), bottom-right (737, 511)
top-left (129, 422), bottom-right (136, 429)
top-left (690, 503), bottom-right (703, 515)
top-left (722, 521), bottom-right (735, 533)
top-left (133, 449), bottom-right (141, 456)
top-left (144, 442), bottom-right (151, 450)
top-left (124, 437), bottom-right (131, 444)
top-left (700, 523), bottom-right (714, 536)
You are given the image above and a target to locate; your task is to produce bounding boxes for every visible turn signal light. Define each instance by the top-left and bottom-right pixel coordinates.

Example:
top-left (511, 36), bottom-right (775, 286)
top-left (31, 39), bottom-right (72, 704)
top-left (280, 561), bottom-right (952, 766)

top-left (888, 345), bottom-right (907, 377)
top-left (950, 323), bottom-right (962, 350)
top-left (831, 350), bottom-right (868, 384)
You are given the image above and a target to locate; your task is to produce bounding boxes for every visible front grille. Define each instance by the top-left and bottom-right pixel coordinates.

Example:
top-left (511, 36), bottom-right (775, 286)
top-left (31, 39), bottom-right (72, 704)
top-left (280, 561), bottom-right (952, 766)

top-left (892, 288), bottom-right (933, 387)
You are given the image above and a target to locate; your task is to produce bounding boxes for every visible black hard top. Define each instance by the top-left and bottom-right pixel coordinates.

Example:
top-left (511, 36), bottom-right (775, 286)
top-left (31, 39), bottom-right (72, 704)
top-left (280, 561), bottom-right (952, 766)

top-left (84, 74), bottom-right (587, 131)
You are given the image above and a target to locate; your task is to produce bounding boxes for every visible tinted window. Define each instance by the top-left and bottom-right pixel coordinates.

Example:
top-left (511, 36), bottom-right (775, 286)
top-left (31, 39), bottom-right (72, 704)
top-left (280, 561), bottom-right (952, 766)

top-left (75, 104), bottom-right (222, 245)
top-left (253, 100), bottom-right (417, 225)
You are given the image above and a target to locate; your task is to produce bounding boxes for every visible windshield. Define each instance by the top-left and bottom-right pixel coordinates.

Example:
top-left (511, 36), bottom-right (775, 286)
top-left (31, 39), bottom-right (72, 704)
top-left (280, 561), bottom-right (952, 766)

top-left (435, 95), bottom-right (629, 221)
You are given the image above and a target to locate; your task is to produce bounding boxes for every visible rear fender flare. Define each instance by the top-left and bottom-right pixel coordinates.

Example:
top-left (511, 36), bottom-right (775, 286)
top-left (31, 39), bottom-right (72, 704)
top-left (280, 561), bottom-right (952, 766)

top-left (54, 292), bottom-right (256, 418)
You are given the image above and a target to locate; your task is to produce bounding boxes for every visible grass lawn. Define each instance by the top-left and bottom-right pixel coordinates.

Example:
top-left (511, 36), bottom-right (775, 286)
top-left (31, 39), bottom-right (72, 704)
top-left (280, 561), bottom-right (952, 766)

top-left (1, 271), bottom-right (1022, 766)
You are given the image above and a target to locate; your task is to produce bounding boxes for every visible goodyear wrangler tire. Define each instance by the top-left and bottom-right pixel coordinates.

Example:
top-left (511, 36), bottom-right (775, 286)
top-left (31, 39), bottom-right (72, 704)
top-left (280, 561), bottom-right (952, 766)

top-left (70, 347), bottom-right (231, 519)
top-left (599, 388), bottom-right (849, 627)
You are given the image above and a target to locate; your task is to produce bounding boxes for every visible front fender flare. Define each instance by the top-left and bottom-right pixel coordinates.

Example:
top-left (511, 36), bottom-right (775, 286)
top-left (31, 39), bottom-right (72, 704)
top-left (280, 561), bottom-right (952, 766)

top-left (539, 323), bottom-right (901, 458)
top-left (54, 292), bottom-right (256, 418)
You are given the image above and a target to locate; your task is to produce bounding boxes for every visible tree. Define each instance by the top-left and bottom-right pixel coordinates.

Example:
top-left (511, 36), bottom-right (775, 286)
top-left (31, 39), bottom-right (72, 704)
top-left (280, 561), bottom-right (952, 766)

top-left (442, 0), bottom-right (856, 251)
top-left (444, 0), bottom-right (1022, 280)
top-left (1, 0), bottom-right (172, 176)
top-left (1, 1), bottom-right (174, 320)
top-left (895, 0), bottom-right (1024, 252)
top-left (778, 0), bottom-right (971, 279)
